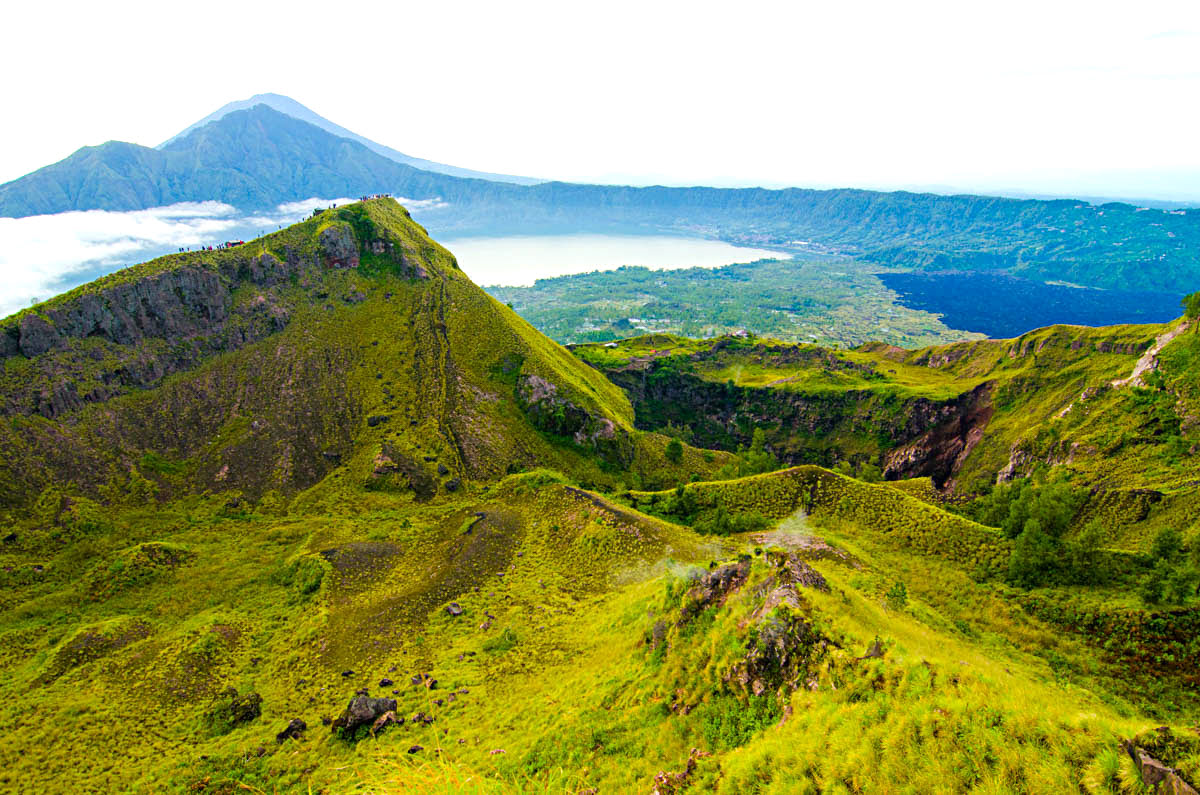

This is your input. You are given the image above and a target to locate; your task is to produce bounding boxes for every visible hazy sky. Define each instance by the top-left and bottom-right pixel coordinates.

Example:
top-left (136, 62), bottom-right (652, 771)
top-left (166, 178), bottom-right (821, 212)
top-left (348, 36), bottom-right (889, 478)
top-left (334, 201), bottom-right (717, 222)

top-left (4, 0), bottom-right (1200, 199)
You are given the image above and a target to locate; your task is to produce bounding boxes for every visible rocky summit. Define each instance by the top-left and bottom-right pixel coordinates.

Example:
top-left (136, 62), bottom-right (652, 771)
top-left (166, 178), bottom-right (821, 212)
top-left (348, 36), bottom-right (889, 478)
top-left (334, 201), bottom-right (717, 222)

top-left (0, 198), bottom-right (1198, 793)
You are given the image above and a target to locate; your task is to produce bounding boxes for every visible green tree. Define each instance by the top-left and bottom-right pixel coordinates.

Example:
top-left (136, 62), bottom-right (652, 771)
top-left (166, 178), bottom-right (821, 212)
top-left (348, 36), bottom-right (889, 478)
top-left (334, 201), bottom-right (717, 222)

top-left (1007, 519), bottom-right (1060, 588)
top-left (1150, 526), bottom-right (1183, 560)
top-left (665, 438), bottom-right (683, 464)
top-left (980, 478), bottom-right (1087, 588)
top-left (858, 462), bottom-right (883, 483)
top-left (1182, 291), bottom-right (1200, 330)
top-left (1063, 521), bottom-right (1108, 585)
top-left (739, 428), bottom-right (779, 476)
top-left (1139, 567), bottom-right (1167, 605)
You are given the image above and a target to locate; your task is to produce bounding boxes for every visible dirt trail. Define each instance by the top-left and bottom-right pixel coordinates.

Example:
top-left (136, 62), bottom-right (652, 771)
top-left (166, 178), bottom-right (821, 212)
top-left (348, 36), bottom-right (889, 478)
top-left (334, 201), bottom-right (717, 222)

top-left (1111, 321), bottom-right (1190, 388)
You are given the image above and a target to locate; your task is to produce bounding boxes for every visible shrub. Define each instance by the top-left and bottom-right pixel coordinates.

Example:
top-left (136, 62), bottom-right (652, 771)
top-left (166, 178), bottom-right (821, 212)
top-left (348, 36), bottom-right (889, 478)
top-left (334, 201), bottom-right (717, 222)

top-left (885, 581), bottom-right (908, 610)
top-left (695, 694), bottom-right (780, 751)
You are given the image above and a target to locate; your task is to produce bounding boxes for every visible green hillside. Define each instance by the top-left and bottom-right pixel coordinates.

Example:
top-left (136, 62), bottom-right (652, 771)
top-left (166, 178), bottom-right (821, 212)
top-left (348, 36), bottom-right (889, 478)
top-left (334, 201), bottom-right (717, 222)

top-left (0, 199), bottom-right (1197, 794)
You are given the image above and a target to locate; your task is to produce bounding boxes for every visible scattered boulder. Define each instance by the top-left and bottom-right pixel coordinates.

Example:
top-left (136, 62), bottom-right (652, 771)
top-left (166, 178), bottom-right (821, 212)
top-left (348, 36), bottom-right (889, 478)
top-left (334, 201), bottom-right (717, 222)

top-left (437, 463), bottom-right (449, 476)
top-left (366, 414), bottom-right (390, 427)
top-left (275, 718), bottom-right (306, 743)
top-left (407, 745), bottom-right (424, 754)
top-left (446, 602), bottom-right (464, 617)
top-left (379, 678), bottom-right (393, 687)
top-left (331, 694), bottom-right (398, 737)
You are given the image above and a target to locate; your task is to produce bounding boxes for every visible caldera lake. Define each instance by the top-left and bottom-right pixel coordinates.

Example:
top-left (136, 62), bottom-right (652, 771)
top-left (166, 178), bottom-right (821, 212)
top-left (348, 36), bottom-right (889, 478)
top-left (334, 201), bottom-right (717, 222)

top-left (441, 233), bottom-right (788, 286)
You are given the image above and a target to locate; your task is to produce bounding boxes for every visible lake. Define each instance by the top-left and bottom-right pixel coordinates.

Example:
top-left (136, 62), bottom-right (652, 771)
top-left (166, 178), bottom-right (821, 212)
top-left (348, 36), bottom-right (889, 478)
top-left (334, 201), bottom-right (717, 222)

top-left (0, 200), bottom-right (786, 317)
top-left (441, 234), bottom-right (788, 286)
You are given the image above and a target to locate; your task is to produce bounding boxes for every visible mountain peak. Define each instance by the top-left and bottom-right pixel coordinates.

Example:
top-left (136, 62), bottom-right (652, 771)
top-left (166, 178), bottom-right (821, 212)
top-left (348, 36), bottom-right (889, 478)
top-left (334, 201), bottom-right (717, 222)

top-left (160, 93), bottom-right (541, 185)
top-left (0, 193), bottom-right (633, 498)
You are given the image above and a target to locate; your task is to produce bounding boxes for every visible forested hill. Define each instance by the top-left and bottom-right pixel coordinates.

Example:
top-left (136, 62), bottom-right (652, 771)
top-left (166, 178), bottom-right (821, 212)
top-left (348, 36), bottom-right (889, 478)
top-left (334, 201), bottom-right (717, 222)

top-left (3, 103), bottom-right (1199, 291)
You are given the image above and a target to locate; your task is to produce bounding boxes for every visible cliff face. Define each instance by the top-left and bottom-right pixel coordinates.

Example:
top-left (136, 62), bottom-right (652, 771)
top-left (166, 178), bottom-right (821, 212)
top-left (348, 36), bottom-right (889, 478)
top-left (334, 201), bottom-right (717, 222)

top-left (880, 382), bottom-right (993, 487)
top-left (602, 358), bottom-right (993, 486)
top-left (0, 218), bottom-right (413, 418)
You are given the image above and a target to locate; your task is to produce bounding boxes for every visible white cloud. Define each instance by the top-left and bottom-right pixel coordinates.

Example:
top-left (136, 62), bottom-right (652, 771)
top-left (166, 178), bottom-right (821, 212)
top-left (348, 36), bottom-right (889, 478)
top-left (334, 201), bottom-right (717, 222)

top-left (0, 198), bottom-right (354, 319)
top-left (395, 197), bottom-right (448, 211)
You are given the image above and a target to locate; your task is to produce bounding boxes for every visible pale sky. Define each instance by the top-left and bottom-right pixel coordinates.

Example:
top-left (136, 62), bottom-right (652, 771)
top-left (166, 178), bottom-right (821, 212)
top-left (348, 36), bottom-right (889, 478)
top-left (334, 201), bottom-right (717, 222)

top-left (4, 0), bottom-right (1200, 200)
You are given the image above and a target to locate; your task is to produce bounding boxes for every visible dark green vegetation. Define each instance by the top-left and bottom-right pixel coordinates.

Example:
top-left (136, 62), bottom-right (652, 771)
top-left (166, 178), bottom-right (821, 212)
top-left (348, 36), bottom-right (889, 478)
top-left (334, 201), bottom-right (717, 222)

top-left (1, 199), bottom-right (1198, 793)
top-left (487, 258), bottom-right (984, 348)
top-left (4, 102), bottom-right (1200, 296)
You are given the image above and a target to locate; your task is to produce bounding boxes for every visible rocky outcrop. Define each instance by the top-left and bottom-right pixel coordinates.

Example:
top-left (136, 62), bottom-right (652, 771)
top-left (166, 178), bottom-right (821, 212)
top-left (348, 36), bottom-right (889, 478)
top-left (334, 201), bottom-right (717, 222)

top-left (882, 382), bottom-right (993, 488)
top-left (0, 248), bottom-right (319, 418)
top-left (516, 374), bottom-right (630, 464)
top-left (729, 551), bottom-right (836, 696)
top-left (677, 559), bottom-right (751, 625)
top-left (1121, 738), bottom-right (1198, 795)
top-left (651, 748), bottom-right (712, 795)
top-left (11, 266), bottom-right (228, 358)
top-left (319, 223), bottom-right (360, 269)
top-left (662, 553), bottom-right (837, 707)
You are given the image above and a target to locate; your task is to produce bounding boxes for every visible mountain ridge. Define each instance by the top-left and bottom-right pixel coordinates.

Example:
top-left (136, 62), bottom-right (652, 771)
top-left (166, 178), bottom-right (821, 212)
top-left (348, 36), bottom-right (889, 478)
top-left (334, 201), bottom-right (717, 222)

top-left (4, 106), bottom-right (1199, 294)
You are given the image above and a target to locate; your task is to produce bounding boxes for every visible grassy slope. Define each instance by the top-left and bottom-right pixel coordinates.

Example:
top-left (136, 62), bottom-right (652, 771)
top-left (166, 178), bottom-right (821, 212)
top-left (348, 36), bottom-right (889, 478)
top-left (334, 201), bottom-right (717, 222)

top-left (0, 200), bottom-right (1196, 793)
top-left (3, 465), bottom-right (1192, 793)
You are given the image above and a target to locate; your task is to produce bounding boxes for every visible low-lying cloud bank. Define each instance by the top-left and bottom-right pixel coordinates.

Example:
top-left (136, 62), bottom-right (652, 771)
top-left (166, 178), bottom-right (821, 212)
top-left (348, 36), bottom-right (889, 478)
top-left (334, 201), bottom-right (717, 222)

top-left (0, 196), bottom-right (440, 319)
